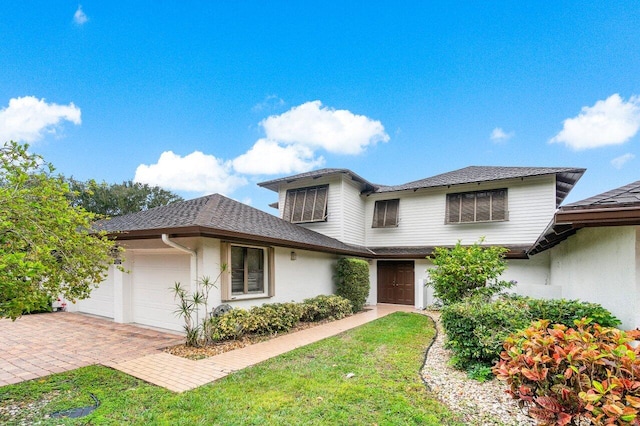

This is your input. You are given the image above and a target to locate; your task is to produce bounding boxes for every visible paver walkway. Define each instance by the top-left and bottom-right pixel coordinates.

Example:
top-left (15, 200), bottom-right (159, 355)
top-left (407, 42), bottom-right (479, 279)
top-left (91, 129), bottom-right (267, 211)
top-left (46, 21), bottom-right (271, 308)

top-left (0, 312), bottom-right (183, 387)
top-left (1, 304), bottom-right (416, 392)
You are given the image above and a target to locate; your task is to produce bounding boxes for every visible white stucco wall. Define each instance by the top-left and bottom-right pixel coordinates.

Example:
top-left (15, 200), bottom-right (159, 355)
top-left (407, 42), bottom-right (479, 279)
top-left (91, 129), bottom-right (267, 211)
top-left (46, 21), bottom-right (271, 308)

top-left (548, 226), bottom-right (639, 330)
top-left (504, 252), bottom-right (561, 299)
top-left (71, 237), bottom-right (344, 331)
top-left (223, 247), bottom-right (339, 310)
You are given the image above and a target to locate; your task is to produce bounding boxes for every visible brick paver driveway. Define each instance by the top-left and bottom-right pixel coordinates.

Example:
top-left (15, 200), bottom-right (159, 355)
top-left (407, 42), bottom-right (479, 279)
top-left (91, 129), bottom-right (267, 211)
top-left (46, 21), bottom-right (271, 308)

top-left (0, 312), bottom-right (184, 387)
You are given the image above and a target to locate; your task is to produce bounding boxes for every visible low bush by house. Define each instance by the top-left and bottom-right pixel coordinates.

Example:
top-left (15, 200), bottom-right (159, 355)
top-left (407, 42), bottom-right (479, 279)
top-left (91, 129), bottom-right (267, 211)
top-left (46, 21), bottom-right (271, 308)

top-left (493, 319), bottom-right (640, 425)
top-left (207, 295), bottom-right (353, 342)
top-left (441, 295), bottom-right (621, 374)
top-left (300, 294), bottom-right (353, 322)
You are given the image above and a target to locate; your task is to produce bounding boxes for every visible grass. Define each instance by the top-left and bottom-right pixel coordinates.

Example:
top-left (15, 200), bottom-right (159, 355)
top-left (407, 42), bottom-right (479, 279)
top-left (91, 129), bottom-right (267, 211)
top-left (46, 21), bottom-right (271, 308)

top-left (0, 312), bottom-right (462, 425)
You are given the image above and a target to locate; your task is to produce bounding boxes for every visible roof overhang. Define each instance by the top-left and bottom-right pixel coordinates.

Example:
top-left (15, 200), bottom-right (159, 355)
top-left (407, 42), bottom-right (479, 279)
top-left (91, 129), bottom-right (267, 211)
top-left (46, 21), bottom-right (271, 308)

top-left (529, 205), bottom-right (640, 255)
top-left (258, 169), bottom-right (376, 193)
top-left (555, 205), bottom-right (640, 226)
top-left (106, 226), bottom-right (374, 258)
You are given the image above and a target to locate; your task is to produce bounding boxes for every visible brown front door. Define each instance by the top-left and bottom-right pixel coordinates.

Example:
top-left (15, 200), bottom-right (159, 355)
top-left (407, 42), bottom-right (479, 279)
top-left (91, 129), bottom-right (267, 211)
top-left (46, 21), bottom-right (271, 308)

top-left (377, 261), bottom-right (415, 305)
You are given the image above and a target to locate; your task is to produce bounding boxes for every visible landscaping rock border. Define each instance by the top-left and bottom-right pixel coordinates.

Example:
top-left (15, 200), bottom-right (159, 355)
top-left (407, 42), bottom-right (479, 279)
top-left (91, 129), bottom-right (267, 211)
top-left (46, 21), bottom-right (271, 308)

top-left (421, 311), bottom-right (536, 426)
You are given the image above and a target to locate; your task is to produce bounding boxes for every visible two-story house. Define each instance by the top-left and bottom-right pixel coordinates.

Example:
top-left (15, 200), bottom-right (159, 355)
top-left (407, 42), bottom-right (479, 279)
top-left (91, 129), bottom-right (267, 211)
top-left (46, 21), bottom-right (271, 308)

top-left (258, 167), bottom-right (584, 309)
top-left (67, 165), bottom-right (588, 332)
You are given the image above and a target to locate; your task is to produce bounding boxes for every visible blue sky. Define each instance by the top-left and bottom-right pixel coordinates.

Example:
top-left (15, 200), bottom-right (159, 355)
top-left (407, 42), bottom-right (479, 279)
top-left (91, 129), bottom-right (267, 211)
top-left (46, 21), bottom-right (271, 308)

top-left (2, 2), bottom-right (640, 211)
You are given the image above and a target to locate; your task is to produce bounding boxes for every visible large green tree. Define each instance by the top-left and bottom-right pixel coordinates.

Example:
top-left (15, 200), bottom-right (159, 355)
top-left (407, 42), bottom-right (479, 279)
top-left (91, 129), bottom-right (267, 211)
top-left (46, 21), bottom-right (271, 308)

top-left (0, 141), bottom-right (118, 319)
top-left (66, 178), bottom-right (183, 217)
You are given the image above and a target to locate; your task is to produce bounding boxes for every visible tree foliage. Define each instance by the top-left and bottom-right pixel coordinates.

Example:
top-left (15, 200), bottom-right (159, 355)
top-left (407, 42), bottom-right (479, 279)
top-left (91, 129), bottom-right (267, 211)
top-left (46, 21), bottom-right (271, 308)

top-left (427, 238), bottom-right (514, 305)
top-left (66, 178), bottom-right (183, 217)
top-left (0, 141), bottom-right (118, 319)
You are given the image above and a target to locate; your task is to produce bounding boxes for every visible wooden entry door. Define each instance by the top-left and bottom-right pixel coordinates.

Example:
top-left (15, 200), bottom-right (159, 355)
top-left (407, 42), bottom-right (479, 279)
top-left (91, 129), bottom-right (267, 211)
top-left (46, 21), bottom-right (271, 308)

top-left (377, 261), bottom-right (415, 305)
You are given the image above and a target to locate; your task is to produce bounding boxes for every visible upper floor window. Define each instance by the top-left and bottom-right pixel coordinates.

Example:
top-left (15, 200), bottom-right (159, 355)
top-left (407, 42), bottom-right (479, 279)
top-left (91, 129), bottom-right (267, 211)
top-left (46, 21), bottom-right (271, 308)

top-left (446, 189), bottom-right (507, 224)
top-left (372, 199), bottom-right (400, 228)
top-left (283, 185), bottom-right (328, 224)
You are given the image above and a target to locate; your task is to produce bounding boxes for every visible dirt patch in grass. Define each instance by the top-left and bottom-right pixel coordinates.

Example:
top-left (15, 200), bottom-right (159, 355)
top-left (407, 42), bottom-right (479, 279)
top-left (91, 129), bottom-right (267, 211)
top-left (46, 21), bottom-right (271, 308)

top-left (165, 319), bottom-right (335, 360)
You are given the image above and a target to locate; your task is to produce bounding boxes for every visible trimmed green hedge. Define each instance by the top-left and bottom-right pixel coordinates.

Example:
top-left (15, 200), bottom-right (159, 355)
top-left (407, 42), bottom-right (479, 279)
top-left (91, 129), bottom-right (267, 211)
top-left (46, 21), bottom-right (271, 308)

top-left (207, 295), bottom-right (353, 342)
top-left (335, 258), bottom-right (370, 312)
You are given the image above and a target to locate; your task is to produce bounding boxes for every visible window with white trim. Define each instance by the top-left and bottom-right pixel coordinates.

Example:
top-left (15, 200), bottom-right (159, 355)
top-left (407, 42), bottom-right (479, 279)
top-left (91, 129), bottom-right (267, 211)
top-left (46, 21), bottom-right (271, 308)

top-left (372, 199), bottom-right (400, 228)
top-left (446, 189), bottom-right (507, 223)
top-left (221, 243), bottom-right (274, 300)
top-left (282, 185), bottom-right (328, 223)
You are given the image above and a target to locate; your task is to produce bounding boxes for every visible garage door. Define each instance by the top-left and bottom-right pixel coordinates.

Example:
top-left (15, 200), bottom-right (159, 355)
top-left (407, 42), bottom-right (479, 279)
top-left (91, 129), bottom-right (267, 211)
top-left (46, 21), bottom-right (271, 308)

top-left (76, 271), bottom-right (115, 318)
top-left (131, 253), bottom-right (190, 332)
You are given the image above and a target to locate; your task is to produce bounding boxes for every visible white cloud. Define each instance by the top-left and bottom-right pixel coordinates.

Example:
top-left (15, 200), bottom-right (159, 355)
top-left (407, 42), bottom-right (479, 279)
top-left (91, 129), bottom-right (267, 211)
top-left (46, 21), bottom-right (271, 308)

top-left (74, 5), bottom-right (88, 25)
top-left (611, 153), bottom-right (635, 169)
top-left (0, 96), bottom-right (81, 143)
top-left (134, 151), bottom-right (247, 195)
top-left (232, 138), bottom-right (325, 175)
top-left (490, 127), bottom-right (514, 142)
top-left (252, 95), bottom-right (285, 112)
top-left (260, 100), bottom-right (389, 155)
top-left (550, 94), bottom-right (640, 150)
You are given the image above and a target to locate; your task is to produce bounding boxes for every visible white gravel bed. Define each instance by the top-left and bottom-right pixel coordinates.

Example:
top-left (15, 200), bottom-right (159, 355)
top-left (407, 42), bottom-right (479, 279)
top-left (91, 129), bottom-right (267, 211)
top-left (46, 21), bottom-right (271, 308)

top-left (421, 311), bottom-right (536, 426)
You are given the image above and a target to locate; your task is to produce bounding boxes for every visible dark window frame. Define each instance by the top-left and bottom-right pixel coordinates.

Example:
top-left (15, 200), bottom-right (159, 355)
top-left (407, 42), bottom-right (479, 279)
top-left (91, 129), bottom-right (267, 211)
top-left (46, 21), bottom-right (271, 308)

top-left (446, 188), bottom-right (508, 224)
top-left (372, 199), bottom-right (400, 228)
top-left (283, 185), bottom-right (329, 224)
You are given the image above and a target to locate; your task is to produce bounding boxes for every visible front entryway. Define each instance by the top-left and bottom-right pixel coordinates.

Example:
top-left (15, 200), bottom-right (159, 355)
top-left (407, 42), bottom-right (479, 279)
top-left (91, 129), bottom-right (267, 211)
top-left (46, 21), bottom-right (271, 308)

top-left (377, 261), bottom-right (415, 305)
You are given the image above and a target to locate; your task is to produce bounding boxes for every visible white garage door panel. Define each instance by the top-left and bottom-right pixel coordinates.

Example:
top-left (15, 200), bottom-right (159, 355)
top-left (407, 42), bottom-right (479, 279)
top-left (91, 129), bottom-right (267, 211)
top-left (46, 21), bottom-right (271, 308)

top-left (132, 254), bottom-right (190, 332)
top-left (76, 275), bottom-right (114, 318)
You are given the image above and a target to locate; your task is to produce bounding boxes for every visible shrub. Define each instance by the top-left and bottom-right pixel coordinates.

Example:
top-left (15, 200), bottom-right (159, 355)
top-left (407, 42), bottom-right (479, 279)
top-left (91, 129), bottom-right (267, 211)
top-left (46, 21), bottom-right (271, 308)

top-left (300, 295), bottom-right (353, 322)
top-left (518, 296), bottom-right (621, 328)
top-left (246, 302), bottom-right (304, 335)
top-left (442, 295), bottom-right (621, 374)
top-left (441, 295), bottom-right (531, 368)
top-left (335, 258), bottom-right (370, 312)
top-left (427, 239), bottom-right (514, 305)
top-left (208, 308), bottom-right (251, 341)
top-left (493, 319), bottom-right (640, 425)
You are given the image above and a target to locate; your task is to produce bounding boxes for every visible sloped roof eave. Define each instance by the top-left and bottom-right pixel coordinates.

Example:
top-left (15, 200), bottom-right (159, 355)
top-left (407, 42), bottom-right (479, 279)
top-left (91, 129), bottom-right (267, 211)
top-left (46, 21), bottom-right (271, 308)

top-left (106, 225), bottom-right (373, 258)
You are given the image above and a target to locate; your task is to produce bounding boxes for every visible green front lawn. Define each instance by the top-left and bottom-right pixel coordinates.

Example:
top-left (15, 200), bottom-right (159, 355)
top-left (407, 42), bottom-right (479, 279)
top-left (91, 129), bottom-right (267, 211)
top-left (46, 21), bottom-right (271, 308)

top-left (0, 312), bottom-right (462, 425)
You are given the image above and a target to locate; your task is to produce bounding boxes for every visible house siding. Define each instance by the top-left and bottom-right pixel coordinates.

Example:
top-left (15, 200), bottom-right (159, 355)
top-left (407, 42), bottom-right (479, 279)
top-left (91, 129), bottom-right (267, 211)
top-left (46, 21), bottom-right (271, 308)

top-left (365, 175), bottom-right (557, 247)
top-left (340, 177), bottom-right (366, 245)
top-left (276, 174), bottom-right (365, 243)
top-left (548, 226), bottom-right (639, 330)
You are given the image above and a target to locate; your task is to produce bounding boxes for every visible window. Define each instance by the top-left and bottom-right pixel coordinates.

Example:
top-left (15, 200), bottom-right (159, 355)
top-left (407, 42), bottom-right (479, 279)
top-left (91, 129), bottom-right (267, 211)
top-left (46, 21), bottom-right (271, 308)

top-left (372, 199), bottom-right (400, 228)
top-left (446, 189), bottom-right (507, 223)
top-left (283, 185), bottom-right (328, 223)
top-left (221, 243), bottom-right (274, 300)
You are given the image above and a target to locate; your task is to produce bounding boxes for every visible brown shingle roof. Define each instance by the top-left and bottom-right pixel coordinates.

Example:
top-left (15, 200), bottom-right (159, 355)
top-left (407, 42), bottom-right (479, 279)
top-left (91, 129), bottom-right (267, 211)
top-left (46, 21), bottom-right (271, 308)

top-left (258, 166), bottom-right (585, 207)
top-left (561, 180), bottom-right (640, 210)
top-left (95, 194), bottom-right (372, 256)
top-left (258, 168), bottom-right (377, 192)
top-left (374, 166), bottom-right (585, 206)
